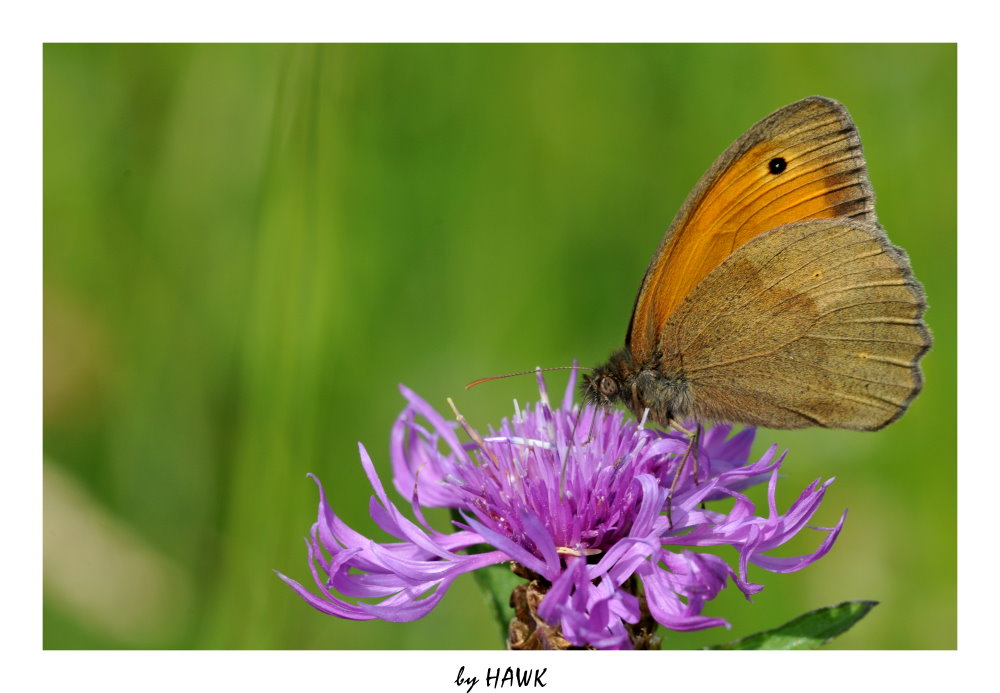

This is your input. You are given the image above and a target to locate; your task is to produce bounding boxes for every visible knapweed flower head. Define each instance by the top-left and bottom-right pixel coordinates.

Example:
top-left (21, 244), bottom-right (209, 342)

top-left (277, 369), bottom-right (845, 649)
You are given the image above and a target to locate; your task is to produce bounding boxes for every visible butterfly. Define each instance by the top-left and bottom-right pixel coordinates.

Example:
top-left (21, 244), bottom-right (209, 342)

top-left (583, 96), bottom-right (931, 432)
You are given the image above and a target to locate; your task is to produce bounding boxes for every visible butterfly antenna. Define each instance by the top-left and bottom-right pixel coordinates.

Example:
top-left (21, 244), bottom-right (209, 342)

top-left (466, 365), bottom-right (591, 390)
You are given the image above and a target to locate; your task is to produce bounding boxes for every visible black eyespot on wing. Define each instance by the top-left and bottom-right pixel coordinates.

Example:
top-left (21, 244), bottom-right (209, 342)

top-left (768, 157), bottom-right (787, 174)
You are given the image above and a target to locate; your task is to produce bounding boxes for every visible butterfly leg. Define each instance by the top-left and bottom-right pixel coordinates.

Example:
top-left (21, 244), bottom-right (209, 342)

top-left (692, 423), bottom-right (703, 485)
top-left (668, 421), bottom-right (703, 482)
top-left (690, 423), bottom-right (706, 511)
top-left (665, 420), bottom-right (700, 530)
top-left (669, 420), bottom-right (695, 437)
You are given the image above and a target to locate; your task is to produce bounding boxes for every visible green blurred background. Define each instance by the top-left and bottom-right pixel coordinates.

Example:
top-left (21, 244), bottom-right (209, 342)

top-left (43, 44), bottom-right (955, 649)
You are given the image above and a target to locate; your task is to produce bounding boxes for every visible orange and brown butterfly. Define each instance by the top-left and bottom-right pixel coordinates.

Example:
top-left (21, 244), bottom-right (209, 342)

top-left (583, 96), bottom-right (931, 432)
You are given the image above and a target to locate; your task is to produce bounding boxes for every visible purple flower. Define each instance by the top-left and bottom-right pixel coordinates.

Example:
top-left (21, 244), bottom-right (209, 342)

top-left (277, 369), bottom-right (845, 649)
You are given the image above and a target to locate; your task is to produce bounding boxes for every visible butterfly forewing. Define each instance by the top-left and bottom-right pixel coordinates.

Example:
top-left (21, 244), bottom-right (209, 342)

top-left (628, 97), bottom-right (876, 364)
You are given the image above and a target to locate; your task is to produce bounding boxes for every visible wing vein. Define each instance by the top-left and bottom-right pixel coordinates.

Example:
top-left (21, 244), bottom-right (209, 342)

top-left (675, 233), bottom-right (876, 354)
top-left (705, 136), bottom-right (860, 231)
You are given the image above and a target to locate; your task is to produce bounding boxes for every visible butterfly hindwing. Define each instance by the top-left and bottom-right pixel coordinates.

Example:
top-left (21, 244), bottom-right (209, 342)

top-left (659, 219), bottom-right (930, 430)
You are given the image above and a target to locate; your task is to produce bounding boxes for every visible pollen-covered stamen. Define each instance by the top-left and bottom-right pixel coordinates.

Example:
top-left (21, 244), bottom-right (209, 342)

top-left (483, 436), bottom-right (554, 450)
top-left (556, 547), bottom-right (602, 557)
top-left (448, 396), bottom-right (499, 465)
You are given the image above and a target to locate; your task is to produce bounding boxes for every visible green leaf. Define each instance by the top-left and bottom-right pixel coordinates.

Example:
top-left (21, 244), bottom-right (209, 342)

top-left (471, 562), bottom-right (524, 644)
top-left (706, 601), bottom-right (879, 650)
top-left (451, 509), bottom-right (524, 645)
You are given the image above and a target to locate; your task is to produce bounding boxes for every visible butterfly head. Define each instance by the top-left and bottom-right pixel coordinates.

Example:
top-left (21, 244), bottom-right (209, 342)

top-left (582, 347), bottom-right (638, 410)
